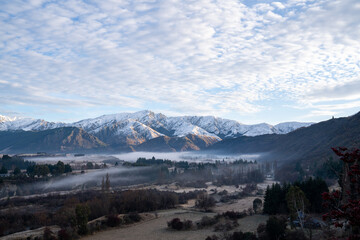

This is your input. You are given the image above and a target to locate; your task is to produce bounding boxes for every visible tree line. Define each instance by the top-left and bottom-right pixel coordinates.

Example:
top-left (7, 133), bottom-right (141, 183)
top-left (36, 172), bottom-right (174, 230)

top-left (263, 177), bottom-right (329, 215)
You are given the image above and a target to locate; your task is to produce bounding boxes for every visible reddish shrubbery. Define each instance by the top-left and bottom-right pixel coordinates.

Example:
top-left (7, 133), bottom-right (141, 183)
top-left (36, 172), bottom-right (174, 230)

top-left (322, 147), bottom-right (360, 239)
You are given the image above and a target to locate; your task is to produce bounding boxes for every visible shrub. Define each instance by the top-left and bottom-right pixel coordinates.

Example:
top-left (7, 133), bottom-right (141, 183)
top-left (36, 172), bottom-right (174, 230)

top-left (205, 235), bottom-right (220, 240)
top-left (265, 216), bottom-right (287, 240)
top-left (284, 230), bottom-right (308, 240)
top-left (218, 190), bottom-right (228, 196)
top-left (232, 231), bottom-right (258, 240)
top-left (107, 214), bottom-right (122, 227)
top-left (253, 198), bottom-right (263, 214)
top-left (206, 231), bottom-right (256, 240)
top-left (214, 220), bottom-right (239, 232)
top-left (123, 213), bottom-right (141, 224)
top-left (167, 218), bottom-right (193, 230)
top-left (75, 204), bottom-right (90, 235)
top-left (220, 211), bottom-right (247, 220)
top-left (58, 228), bottom-right (73, 240)
top-left (183, 220), bottom-right (193, 230)
top-left (257, 223), bottom-right (267, 239)
top-left (168, 218), bottom-right (183, 230)
top-left (198, 216), bottom-right (218, 228)
top-left (128, 212), bottom-right (141, 222)
top-left (43, 227), bottom-right (56, 240)
top-left (195, 193), bottom-right (215, 211)
top-left (322, 147), bottom-right (360, 238)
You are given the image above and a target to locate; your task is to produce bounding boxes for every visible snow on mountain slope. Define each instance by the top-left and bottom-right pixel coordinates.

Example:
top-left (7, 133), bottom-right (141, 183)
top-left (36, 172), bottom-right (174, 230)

top-left (90, 119), bottom-right (164, 145)
top-left (72, 110), bottom-right (167, 133)
top-left (177, 116), bottom-right (310, 138)
top-left (243, 123), bottom-right (276, 136)
top-left (274, 122), bottom-right (314, 134)
top-left (0, 111), bottom-right (314, 146)
top-left (164, 117), bottom-right (221, 139)
top-left (0, 115), bottom-right (17, 123)
top-left (182, 116), bottom-right (253, 138)
top-left (0, 117), bottom-right (65, 131)
top-left (71, 111), bottom-right (166, 144)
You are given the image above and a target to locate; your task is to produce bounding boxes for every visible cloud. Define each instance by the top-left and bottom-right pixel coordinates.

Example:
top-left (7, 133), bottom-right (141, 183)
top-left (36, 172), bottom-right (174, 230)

top-left (0, 0), bottom-right (359, 122)
top-left (272, 2), bottom-right (286, 9)
top-left (314, 101), bottom-right (360, 111)
top-left (298, 109), bottom-right (339, 121)
top-left (307, 79), bottom-right (360, 102)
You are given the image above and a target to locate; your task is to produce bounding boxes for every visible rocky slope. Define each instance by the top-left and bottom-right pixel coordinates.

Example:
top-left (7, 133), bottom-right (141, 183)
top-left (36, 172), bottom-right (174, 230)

top-left (0, 127), bottom-right (107, 153)
top-left (135, 134), bottom-right (220, 152)
top-left (0, 111), bottom-right (313, 150)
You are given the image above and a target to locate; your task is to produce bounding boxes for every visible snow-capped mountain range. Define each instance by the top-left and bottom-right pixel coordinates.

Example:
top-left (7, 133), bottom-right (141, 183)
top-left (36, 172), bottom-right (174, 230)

top-left (0, 111), bottom-right (313, 147)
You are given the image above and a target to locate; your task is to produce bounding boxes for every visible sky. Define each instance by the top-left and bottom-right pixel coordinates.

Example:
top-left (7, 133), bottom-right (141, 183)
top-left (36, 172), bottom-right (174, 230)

top-left (0, 0), bottom-right (359, 125)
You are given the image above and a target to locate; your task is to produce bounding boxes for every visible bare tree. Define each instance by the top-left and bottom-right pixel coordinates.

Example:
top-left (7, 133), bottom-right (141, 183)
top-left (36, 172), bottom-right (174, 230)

top-left (286, 186), bottom-right (308, 231)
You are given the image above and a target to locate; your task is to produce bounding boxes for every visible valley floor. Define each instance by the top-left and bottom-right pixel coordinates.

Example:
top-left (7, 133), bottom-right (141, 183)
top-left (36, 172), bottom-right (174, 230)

top-left (82, 209), bottom-right (268, 240)
top-left (82, 193), bottom-right (269, 240)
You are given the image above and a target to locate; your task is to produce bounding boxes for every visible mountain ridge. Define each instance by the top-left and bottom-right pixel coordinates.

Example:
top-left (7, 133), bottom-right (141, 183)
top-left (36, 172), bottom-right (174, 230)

top-left (0, 110), bottom-right (315, 153)
top-left (0, 127), bottom-right (107, 153)
top-left (0, 110), bottom-right (313, 142)
top-left (0, 111), bottom-right (359, 161)
top-left (207, 111), bottom-right (360, 165)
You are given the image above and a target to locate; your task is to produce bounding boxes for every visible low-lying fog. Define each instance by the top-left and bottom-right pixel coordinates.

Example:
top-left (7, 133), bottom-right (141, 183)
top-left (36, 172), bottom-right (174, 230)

top-left (25, 151), bottom-right (263, 163)
top-left (10, 166), bottom-right (158, 196)
top-left (11, 152), bottom-right (267, 196)
top-left (41, 166), bottom-right (150, 190)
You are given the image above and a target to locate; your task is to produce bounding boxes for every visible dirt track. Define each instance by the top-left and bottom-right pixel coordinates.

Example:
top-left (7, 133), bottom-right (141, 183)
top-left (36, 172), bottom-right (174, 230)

top-left (83, 208), bottom-right (268, 240)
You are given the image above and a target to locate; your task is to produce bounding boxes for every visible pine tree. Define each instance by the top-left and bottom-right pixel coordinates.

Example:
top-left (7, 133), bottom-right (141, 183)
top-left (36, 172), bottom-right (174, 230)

top-left (105, 173), bottom-right (110, 191)
top-left (101, 176), bottom-right (105, 191)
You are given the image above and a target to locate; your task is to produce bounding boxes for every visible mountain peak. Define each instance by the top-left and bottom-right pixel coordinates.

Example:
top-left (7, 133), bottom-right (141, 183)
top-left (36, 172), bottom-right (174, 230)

top-left (0, 110), bottom-right (314, 147)
top-left (0, 115), bottom-right (17, 123)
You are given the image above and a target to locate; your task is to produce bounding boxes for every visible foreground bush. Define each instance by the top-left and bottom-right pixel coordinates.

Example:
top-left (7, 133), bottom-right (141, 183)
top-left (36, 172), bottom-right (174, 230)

top-left (167, 218), bottom-right (193, 230)
top-left (206, 231), bottom-right (257, 240)
top-left (198, 216), bottom-right (219, 228)
top-left (265, 216), bottom-right (287, 240)
top-left (106, 214), bottom-right (122, 227)
top-left (123, 212), bottom-right (141, 224)
top-left (219, 211), bottom-right (247, 220)
top-left (214, 220), bottom-right (239, 232)
top-left (43, 227), bottom-right (56, 240)
top-left (195, 193), bottom-right (216, 211)
top-left (58, 227), bottom-right (76, 240)
top-left (322, 147), bottom-right (360, 239)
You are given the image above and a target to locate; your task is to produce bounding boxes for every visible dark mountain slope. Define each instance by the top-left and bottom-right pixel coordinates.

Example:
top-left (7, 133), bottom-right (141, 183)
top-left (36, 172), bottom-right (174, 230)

top-left (208, 112), bottom-right (360, 164)
top-left (134, 134), bottom-right (219, 152)
top-left (0, 127), bottom-right (107, 153)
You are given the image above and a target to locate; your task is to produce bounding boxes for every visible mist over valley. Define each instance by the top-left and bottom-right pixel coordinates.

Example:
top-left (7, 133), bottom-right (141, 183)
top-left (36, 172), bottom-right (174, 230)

top-left (1, 0), bottom-right (360, 238)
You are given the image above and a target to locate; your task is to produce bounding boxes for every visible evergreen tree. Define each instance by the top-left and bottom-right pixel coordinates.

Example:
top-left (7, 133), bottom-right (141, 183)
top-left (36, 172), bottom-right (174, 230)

top-left (295, 177), bottom-right (328, 213)
top-left (105, 173), bottom-right (110, 191)
top-left (101, 176), bottom-right (105, 191)
top-left (56, 161), bottom-right (65, 175)
top-left (13, 167), bottom-right (21, 175)
top-left (0, 166), bottom-right (8, 174)
top-left (75, 204), bottom-right (90, 235)
top-left (64, 164), bottom-right (72, 173)
top-left (263, 183), bottom-right (289, 214)
top-left (266, 216), bottom-right (287, 240)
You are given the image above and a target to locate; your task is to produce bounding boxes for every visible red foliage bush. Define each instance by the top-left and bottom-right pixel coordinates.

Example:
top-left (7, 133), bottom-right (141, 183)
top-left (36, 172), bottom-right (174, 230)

top-left (322, 147), bottom-right (360, 239)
